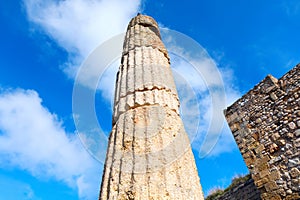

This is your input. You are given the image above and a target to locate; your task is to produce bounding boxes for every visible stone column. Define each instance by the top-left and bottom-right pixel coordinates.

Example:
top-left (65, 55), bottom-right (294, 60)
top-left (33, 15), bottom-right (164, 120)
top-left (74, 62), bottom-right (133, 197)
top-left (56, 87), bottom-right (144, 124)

top-left (99, 14), bottom-right (204, 200)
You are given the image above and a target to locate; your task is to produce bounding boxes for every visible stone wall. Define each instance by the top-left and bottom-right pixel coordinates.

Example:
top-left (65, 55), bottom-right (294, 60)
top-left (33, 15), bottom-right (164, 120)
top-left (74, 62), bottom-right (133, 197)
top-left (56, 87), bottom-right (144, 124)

top-left (224, 64), bottom-right (300, 200)
top-left (218, 178), bottom-right (261, 200)
top-left (206, 175), bottom-right (261, 200)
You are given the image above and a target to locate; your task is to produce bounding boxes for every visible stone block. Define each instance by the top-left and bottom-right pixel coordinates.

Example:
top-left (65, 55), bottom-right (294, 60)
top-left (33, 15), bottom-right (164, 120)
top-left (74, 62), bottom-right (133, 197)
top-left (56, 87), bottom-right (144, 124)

top-left (289, 167), bottom-right (300, 178)
top-left (288, 122), bottom-right (296, 130)
top-left (231, 123), bottom-right (240, 132)
top-left (255, 144), bottom-right (265, 154)
top-left (286, 194), bottom-right (300, 200)
top-left (294, 138), bottom-right (300, 148)
top-left (261, 193), bottom-right (281, 200)
top-left (265, 181), bottom-right (278, 192)
top-left (270, 92), bottom-right (278, 101)
top-left (269, 143), bottom-right (279, 153)
top-left (257, 161), bottom-right (269, 171)
top-left (295, 129), bottom-right (300, 137)
top-left (272, 132), bottom-right (281, 141)
top-left (255, 177), bottom-right (269, 188)
top-left (259, 169), bottom-right (270, 178)
top-left (270, 170), bottom-right (280, 180)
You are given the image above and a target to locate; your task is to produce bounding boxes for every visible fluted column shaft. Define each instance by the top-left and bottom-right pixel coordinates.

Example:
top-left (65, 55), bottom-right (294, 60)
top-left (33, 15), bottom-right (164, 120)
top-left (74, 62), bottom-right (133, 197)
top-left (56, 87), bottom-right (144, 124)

top-left (100, 14), bottom-right (204, 200)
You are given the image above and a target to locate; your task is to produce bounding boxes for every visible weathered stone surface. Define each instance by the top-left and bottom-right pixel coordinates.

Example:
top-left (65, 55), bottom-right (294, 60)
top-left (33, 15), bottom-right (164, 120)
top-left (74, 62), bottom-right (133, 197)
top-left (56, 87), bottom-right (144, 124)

top-left (225, 64), bottom-right (300, 199)
top-left (99, 14), bottom-right (204, 200)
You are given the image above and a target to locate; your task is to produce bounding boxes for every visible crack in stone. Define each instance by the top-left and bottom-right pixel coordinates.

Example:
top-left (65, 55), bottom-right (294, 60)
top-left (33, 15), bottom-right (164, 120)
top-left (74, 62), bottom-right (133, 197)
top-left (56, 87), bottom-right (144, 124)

top-left (113, 103), bottom-right (179, 127)
top-left (117, 87), bottom-right (178, 101)
top-left (122, 45), bottom-right (170, 64)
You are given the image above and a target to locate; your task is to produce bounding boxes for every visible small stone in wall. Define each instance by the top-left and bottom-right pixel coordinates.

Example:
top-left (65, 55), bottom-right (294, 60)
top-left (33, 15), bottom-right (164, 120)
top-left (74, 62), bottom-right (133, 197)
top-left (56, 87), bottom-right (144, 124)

top-left (294, 138), bottom-right (300, 148)
top-left (286, 189), bottom-right (292, 195)
top-left (269, 156), bottom-right (282, 165)
top-left (287, 132), bottom-right (294, 138)
top-left (256, 118), bottom-right (262, 124)
top-left (288, 122), bottom-right (296, 130)
top-left (286, 150), bottom-right (293, 155)
top-left (278, 139), bottom-right (286, 146)
top-left (272, 132), bottom-right (281, 141)
top-left (269, 143), bottom-right (279, 153)
top-left (288, 159), bottom-right (299, 168)
top-left (270, 92), bottom-right (278, 101)
top-left (295, 129), bottom-right (300, 137)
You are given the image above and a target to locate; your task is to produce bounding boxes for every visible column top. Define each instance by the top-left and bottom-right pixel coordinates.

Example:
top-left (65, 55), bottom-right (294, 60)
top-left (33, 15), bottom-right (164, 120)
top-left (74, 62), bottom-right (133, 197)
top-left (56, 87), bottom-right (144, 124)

top-left (123, 14), bottom-right (169, 62)
top-left (128, 14), bottom-right (160, 32)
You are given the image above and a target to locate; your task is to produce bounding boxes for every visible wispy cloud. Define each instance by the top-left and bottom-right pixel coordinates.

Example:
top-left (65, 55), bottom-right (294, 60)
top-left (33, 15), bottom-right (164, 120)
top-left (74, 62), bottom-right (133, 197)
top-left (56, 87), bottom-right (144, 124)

top-left (172, 56), bottom-right (240, 157)
top-left (162, 29), bottom-right (241, 157)
top-left (282, 1), bottom-right (300, 16)
top-left (0, 89), bottom-right (101, 199)
top-left (0, 175), bottom-right (41, 200)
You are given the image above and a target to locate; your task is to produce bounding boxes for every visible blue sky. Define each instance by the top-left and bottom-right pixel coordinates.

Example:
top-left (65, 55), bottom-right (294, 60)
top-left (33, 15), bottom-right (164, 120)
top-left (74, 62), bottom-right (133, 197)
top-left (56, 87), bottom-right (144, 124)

top-left (0, 0), bottom-right (299, 199)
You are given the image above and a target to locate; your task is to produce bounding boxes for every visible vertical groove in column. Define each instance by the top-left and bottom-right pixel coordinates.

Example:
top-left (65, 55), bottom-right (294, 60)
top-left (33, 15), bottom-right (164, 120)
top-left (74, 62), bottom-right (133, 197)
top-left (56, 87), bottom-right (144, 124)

top-left (99, 127), bottom-right (114, 200)
top-left (116, 120), bottom-right (125, 196)
top-left (154, 49), bottom-right (159, 88)
top-left (157, 49), bottom-right (167, 90)
top-left (143, 49), bottom-right (151, 90)
top-left (135, 50), bottom-right (143, 92)
top-left (127, 55), bottom-right (134, 95)
top-left (119, 54), bottom-right (127, 98)
top-left (130, 45), bottom-right (137, 193)
top-left (106, 124), bottom-right (119, 200)
top-left (113, 70), bottom-right (120, 112)
top-left (117, 115), bottom-right (125, 198)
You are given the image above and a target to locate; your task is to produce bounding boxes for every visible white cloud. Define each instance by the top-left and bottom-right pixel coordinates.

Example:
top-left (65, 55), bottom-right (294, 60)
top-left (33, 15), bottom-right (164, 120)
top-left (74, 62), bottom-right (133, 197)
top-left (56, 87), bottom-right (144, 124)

top-left (23, 0), bottom-right (240, 158)
top-left (23, 0), bottom-right (141, 98)
top-left (24, 0), bottom-right (141, 57)
top-left (0, 89), bottom-right (101, 200)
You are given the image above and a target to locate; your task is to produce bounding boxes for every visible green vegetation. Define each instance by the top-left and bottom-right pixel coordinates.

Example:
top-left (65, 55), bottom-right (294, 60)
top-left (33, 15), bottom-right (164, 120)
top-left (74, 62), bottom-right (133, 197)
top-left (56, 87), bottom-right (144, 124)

top-left (205, 188), bottom-right (224, 200)
top-left (205, 174), bottom-right (251, 200)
